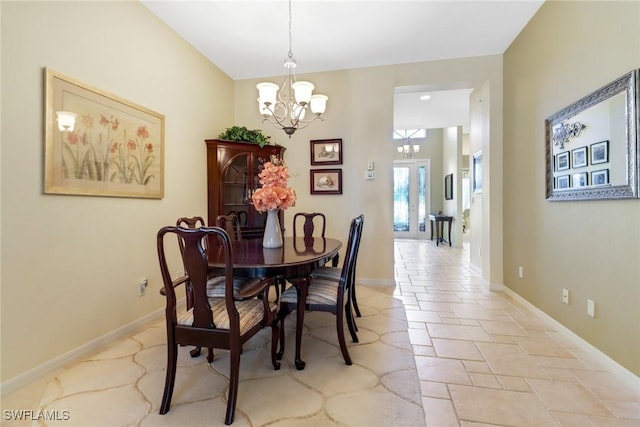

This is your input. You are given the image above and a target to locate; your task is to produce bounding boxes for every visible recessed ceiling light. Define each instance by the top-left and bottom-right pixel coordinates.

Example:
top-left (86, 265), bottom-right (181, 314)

top-left (420, 95), bottom-right (431, 101)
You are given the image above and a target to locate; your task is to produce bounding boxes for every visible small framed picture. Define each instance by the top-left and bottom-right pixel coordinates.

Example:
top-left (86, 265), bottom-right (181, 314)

top-left (310, 169), bottom-right (342, 194)
top-left (310, 139), bottom-right (342, 165)
top-left (591, 169), bottom-right (609, 186)
top-left (444, 173), bottom-right (453, 200)
top-left (556, 175), bottom-right (571, 189)
top-left (572, 172), bottom-right (588, 187)
top-left (572, 146), bottom-right (588, 168)
top-left (556, 152), bottom-right (570, 171)
top-left (590, 140), bottom-right (609, 165)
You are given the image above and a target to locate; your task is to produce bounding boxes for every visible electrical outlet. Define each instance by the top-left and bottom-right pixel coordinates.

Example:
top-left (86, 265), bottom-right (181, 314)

top-left (587, 299), bottom-right (595, 317)
top-left (139, 278), bottom-right (148, 296)
top-left (518, 266), bottom-right (524, 279)
top-left (562, 288), bottom-right (569, 304)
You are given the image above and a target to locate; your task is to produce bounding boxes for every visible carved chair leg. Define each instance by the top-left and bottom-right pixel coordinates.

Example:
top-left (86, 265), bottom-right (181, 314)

top-left (346, 302), bottom-right (359, 343)
top-left (335, 308), bottom-right (352, 365)
top-left (276, 306), bottom-right (290, 360)
top-left (159, 343), bottom-right (178, 414)
top-left (352, 286), bottom-right (362, 318)
top-left (271, 320), bottom-right (281, 370)
top-left (207, 348), bottom-right (214, 363)
top-left (224, 346), bottom-right (241, 425)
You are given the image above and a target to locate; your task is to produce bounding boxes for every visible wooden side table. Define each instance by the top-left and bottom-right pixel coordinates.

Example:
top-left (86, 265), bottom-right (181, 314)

top-left (428, 214), bottom-right (453, 246)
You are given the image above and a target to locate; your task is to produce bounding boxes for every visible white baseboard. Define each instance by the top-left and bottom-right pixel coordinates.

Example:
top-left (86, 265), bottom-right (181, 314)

top-left (501, 286), bottom-right (640, 390)
top-left (0, 306), bottom-right (167, 395)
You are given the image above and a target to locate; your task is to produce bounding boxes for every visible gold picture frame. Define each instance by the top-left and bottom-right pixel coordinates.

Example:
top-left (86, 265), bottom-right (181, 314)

top-left (44, 68), bottom-right (165, 198)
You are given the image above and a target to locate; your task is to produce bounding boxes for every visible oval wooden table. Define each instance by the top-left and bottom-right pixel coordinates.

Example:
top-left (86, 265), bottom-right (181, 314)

top-left (208, 236), bottom-right (342, 370)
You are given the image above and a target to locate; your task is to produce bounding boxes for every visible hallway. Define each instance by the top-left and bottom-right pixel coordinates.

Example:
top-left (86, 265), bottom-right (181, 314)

top-left (395, 238), bottom-right (640, 426)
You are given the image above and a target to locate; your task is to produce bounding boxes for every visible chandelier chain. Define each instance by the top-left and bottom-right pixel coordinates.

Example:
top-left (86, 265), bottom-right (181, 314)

top-left (288, 0), bottom-right (293, 59)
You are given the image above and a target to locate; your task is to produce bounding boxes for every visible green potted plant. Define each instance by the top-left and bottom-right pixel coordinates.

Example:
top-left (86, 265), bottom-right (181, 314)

top-left (218, 126), bottom-right (272, 148)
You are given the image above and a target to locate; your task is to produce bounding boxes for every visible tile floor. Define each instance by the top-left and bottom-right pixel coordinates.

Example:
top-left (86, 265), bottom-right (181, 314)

top-left (395, 238), bottom-right (640, 426)
top-left (3, 238), bottom-right (640, 426)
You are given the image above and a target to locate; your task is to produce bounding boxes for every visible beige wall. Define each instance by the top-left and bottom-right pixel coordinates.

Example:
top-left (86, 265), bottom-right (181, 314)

top-left (1, 1), bottom-right (234, 382)
top-left (232, 57), bottom-right (503, 285)
top-left (503, 1), bottom-right (640, 375)
top-left (443, 126), bottom-right (463, 248)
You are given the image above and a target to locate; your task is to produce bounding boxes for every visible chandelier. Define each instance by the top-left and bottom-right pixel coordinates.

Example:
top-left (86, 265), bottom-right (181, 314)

top-left (397, 141), bottom-right (420, 158)
top-left (256, 0), bottom-right (328, 137)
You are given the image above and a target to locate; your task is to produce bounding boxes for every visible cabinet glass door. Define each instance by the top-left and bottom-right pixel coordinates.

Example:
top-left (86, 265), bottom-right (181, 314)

top-left (222, 154), bottom-right (250, 227)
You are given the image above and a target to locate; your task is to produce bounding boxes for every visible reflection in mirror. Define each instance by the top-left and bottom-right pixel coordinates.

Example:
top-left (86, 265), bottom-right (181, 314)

top-left (545, 70), bottom-right (639, 201)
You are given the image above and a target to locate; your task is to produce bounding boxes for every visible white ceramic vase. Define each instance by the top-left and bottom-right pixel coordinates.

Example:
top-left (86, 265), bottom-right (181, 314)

top-left (262, 209), bottom-right (283, 248)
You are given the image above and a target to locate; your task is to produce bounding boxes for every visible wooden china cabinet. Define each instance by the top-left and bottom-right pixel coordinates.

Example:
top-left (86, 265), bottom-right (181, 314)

top-left (205, 139), bottom-right (285, 239)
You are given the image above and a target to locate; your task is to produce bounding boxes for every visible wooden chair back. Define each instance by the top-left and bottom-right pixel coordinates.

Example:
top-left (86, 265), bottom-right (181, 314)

top-left (216, 213), bottom-right (243, 241)
top-left (293, 212), bottom-right (326, 240)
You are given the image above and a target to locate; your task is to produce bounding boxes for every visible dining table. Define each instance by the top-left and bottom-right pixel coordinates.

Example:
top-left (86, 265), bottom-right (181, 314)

top-left (207, 236), bottom-right (342, 370)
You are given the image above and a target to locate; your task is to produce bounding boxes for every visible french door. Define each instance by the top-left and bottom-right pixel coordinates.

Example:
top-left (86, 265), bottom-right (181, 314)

top-left (393, 160), bottom-right (430, 239)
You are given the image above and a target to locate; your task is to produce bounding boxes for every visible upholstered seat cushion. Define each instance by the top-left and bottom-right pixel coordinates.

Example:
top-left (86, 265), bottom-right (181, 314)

top-left (206, 276), bottom-right (269, 300)
top-left (178, 298), bottom-right (277, 335)
top-left (310, 266), bottom-right (340, 281)
top-left (281, 279), bottom-right (338, 306)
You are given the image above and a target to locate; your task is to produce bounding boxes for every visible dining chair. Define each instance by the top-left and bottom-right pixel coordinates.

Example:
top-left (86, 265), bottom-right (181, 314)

top-left (216, 213), bottom-right (243, 241)
top-left (278, 214), bottom-right (364, 365)
top-left (308, 215), bottom-right (364, 318)
top-left (175, 216), bottom-right (266, 359)
top-left (157, 225), bottom-right (281, 425)
top-left (293, 212), bottom-right (338, 267)
top-left (230, 210), bottom-right (248, 227)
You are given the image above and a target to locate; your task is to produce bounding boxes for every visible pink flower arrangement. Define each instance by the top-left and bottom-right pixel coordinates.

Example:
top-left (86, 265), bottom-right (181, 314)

top-left (252, 155), bottom-right (297, 212)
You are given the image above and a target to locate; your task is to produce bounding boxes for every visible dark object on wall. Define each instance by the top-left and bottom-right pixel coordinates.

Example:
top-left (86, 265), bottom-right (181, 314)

top-left (445, 173), bottom-right (453, 200)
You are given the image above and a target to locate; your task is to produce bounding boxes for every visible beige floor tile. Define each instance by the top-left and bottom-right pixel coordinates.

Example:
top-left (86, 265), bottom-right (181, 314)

top-left (513, 335), bottom-right (575, 358)
top-left (433, 338), bottom-right (484, 361)
top-left (450, 384), bottom-right (558, 425)
top-left (421, 380), bottom-right (451, 399)
top-left (422, 396), bottom-right (460, 427)
top-left (527, 378), bottom-right (614, 417)
top-left (415, 356), bottom-right (473, 385)
top-left (475, 341), bottom-right (548, 379)
top-left (469, 372), bottom-right (501, 389)
top-left (427, 323), bottom-right (493, 342)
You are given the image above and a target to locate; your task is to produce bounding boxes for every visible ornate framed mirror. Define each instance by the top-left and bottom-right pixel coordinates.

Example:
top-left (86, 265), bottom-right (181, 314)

top-left (545, 70), bottom-right (639, 201)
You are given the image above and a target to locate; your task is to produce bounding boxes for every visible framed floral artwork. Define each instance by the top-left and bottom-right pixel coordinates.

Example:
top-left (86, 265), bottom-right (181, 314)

top-left (44, 68), bottom-right (165, 198)
top-left (310, 138), bottom-right (342, 165)
top-left (310, 169), bottom-right (342, 194)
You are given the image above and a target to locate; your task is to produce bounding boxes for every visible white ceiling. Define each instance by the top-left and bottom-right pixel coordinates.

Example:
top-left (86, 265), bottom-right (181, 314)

top-left (142, 0), bottom-right (544, 131)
